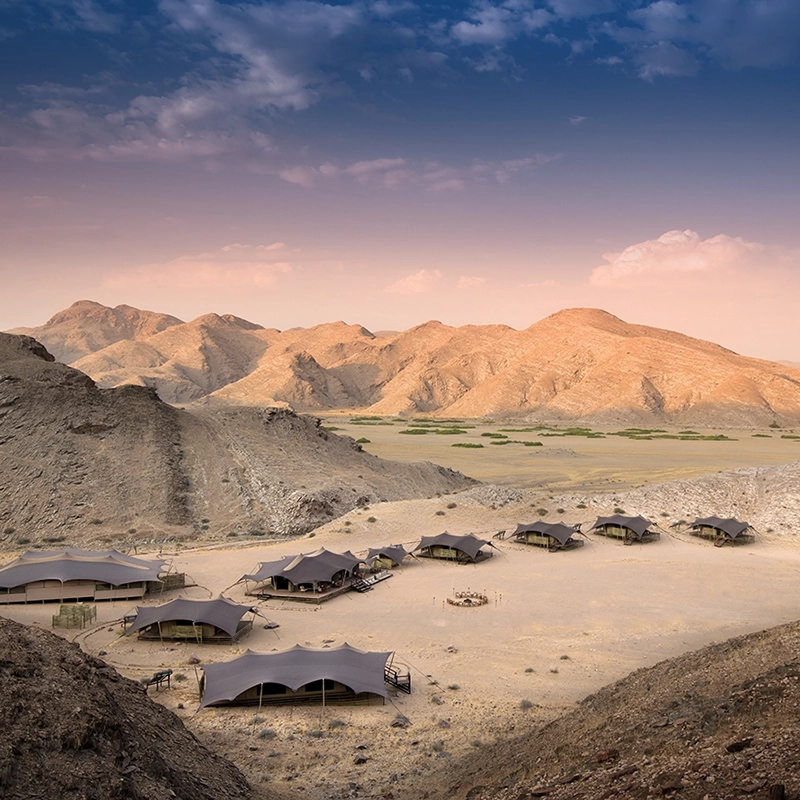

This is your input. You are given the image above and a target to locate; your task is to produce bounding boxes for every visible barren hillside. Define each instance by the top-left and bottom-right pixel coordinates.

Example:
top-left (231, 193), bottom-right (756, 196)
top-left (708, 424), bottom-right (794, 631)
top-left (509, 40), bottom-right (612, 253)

top-left (11, 302), bottom-right (800, 425)
top-left (0, 333), bottom-right (474, 547)
top-left (456, 618), bottom-right (800, 800)
top-left (0, 617), bottom-right (252, 800)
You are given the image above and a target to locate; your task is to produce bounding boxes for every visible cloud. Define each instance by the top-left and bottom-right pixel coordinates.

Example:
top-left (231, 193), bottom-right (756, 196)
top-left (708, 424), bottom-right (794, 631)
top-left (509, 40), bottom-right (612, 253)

top-left (385, 269), bottom-right (442, 294)
top-left (590, 229), bottom-right (764, 288)
top-left (457, 275), bottom-right (485, 289)
top-left (105, 243), bottom-right (293, 290)
top-left (569, 115), bottom-right (588, 125)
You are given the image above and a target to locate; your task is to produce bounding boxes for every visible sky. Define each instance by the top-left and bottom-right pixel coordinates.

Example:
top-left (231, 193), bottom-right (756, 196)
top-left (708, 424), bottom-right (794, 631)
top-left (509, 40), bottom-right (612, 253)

top-left (1, 0), bottom-right (799, 360)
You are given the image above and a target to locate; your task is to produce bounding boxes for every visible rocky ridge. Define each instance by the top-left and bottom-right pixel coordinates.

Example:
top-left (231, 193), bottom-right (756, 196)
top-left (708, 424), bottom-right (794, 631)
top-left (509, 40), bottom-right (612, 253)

top-left (0, 617), bottom-right (251, 800)
top-left (0, 333), bottom-right (474, 546)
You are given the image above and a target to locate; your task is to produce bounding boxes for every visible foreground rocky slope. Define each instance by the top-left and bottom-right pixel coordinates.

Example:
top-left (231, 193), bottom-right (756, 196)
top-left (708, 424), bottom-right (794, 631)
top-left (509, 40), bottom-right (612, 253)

top-left (11, 301), bottom-right (800, 425)
top-left (0, 333), bottom-right (474, 546)
top-left (450, 618), bottom-right (800, 800)
top-left (0, 617), bottom-right (251, 800)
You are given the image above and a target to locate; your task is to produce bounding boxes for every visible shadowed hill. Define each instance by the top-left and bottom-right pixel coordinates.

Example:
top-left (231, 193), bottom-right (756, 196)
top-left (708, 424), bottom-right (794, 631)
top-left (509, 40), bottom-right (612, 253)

top-left (0, 617), bottom-right (251, 800)
top-left (450, 618), bottom-right (800, 800)
top-left (0, 333), bottom-right (475, 546)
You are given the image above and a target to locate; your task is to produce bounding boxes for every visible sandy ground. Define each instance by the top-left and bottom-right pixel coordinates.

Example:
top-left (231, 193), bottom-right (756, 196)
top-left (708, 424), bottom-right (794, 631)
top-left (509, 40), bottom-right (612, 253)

top-left (5, 490), bottom-right (800, 799)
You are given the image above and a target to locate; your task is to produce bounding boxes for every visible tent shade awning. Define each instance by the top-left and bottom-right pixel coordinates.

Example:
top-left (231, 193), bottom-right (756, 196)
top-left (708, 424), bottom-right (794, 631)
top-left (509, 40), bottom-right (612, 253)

top-left (366, 545), bottom-right (409, 567)
top-left (0, 548), bottom-right (167, 589)
top-left (200, 643), bottom-right (392, 708)
top-left (414, 532), bottom-right (490, 562)
top-left (241, 548), bottom-right (364, 586)
top-left (126, 597), bottom-right (255, 639)
top-left (513, 522), bottom-right (578, 546)
top-left (690, 516), bottom-right (751, 539)
top-left (589, 515), bottom-right (654, 539)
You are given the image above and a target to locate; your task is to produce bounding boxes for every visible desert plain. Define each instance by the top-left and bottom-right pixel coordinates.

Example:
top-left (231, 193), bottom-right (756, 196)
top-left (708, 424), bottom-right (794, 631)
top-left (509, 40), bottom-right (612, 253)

top-left (3, 421), bottom-right (800, 799)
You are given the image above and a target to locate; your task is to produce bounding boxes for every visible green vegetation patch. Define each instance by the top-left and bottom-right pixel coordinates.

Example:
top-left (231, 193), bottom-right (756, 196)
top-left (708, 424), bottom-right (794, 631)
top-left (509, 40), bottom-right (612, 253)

top-left (781, 434), bottom-right (800, 439)
top-left (752, 433), bottom-right (772, 438)
top-left (399, 428), bottom-right (430, 435)
top-left (481, 432), bottom-right (508, 438)
top-left (452, 442), bottom-right (484, 448)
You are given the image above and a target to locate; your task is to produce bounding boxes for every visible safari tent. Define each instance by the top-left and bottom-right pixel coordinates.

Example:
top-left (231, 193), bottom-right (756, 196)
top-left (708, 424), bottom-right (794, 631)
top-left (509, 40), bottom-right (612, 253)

top-left (125, 596), bottom-right (258, 643)
top-left (366, 545), bottom-right (410, 569)
top-left (588, 515), bottom-right (660, 545)
top-left (688, 516), bottom-right (755, 547)
top-left (414, 532), bottom-right (493, 563)
top-left (0, 548), bottom-right (168, 604)
top-left (511, 521), bottom-right (584, 551)
top-left (199, 643), bottom-right (406, 708)
top-left (239, 547), bottom-right (365, 600)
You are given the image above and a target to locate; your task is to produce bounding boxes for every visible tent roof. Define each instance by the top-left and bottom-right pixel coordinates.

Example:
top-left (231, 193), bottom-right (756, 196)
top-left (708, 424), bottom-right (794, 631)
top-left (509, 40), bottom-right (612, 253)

top-left (589, 515), bottom-right (654, 539)
top-left (366, 545), bottom-right (409, 567)
top-left (414, 532), bottom-right (489, 562)
top-left (691, 516), bottom-right (751, 539)
top-left (199, 643), bottom-right (392, 708)
top-left (241, 547), bottom-right (363, 585)
top-left (0, 548), bottom-right (167, 589)
top-left (513, 521), bottom-right (578, 546)
top-left (126, 597), bottom-right (255, 639)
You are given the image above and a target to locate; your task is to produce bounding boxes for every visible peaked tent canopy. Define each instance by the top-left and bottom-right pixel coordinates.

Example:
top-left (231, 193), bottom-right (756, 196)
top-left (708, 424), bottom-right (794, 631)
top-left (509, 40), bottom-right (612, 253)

top-left (690, 516), bottom-right (752, 539)
top-left (414, 532), bottom-right (490, 563)
top-left (125, 597), bottom-right (256, 640)
top-left (589, 515), bottom-right (655, 539)
top-left (366, 545), bottom-right (409, 567)
top-left (200, 643), bottom-right (392, 708)
top-left (512, 522), bottom-right (579, 547)
top-left (240, 548), bottom-right (363, 587)
top-left (0, 548), bottom-right (167, 589)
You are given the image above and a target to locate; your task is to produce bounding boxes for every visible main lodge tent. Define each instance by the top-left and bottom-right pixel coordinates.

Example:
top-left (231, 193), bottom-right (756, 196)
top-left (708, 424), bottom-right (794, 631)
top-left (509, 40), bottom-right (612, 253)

top-left (588, 515), bottom-right (660, 545)
top-left (688, 516), bottom-right (755, 546)
top-left (512, 521), bottom-right (584, 551)
top-left (125, 597), bottom-right (258, 643)
top-left (239, 547), bottom-right (364, 596)
top-left (0, 548), bottom-right (168, 604)
top-left (414, 532), bottom-right (493, 563)
top-left (199, 643), bottom-right (393, 708)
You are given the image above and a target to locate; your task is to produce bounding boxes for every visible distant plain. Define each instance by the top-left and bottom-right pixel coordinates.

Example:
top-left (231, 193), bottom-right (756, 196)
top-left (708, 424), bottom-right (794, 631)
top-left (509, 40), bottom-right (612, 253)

top-left (321, 415), bottom-right (800, 491)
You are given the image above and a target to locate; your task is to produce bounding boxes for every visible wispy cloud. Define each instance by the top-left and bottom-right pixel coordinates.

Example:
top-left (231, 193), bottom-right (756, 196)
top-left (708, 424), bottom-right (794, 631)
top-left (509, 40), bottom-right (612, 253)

top-left (105, 243), bottom-right (294, 290)
top-left (385, 268), bottom-right (443, 294)
top-left (569, 115), bottom-right (588, 125)
top-left (457, 275), bottom-right (485, 289)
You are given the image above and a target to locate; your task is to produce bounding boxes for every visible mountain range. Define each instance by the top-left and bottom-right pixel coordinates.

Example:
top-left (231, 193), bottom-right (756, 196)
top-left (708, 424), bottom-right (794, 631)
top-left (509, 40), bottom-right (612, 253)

top-left (10, 300), bottom-right (800, 425)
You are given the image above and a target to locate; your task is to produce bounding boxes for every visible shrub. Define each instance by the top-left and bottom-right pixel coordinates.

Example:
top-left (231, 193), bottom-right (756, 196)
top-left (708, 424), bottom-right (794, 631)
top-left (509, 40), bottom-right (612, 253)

top-left (355, 437), bottom-right (371, 443)
top-left (481, 432), bottom-right (507, 438)
top-left (452, 442), bottom-right (483, 448)
top-left (258, 728), bottom-right (277, 740)
top-left (307, 729), bottom-right (325, 739)
top-left (447, 683), bottom-right (460, 691)
top-left (524, 667), bottom-right (534, 673)
top-left (16, 537), bottom-right (31, 545)
top-left (174, 672), bottom-right (188, 682)
top-left (367, 516), bottom-right (377, 523)
top-left (536, 508), bottom-right (548, 516)
top-left (576, 503), bottom-right (587, 509)
top-left (435, 510), bottom-right (445, 516)
top-left (446, 502), bottom-right (457, 509)
top-left (519, 699), bottom-right (534, 711)
top-left (327, 719), bottom-right (346, 730)
top-left (3, 526), bottom-right (15, 535)
top-left (613, 507), bottom-right (625, 514)
top-left (556, 508), bottom-right (565, 514)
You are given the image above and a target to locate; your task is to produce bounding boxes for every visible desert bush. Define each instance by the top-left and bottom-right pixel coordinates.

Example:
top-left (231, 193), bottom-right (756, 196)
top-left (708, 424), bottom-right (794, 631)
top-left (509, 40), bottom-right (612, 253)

top-left (447, 683), bottom-right (460, 691)
top-left (355, 437), bottom-right (371, 443)
top-left (519, 699), bottom-right (534, 711)
top-left (524, 667), bottom-right (534, 673)
top-left (258, 728), bottom-right (277, 740)
top-left (452, 442), bottom-right (483, 448)
top-left (327, 719), bottom-right (346, 730)
top-left (613, 507), bottom-right (625, 514)
top-left (536, 508), bottom-right (548, 516)
top-left (367, 516), bottom-right (377, 523)
top-left (481, 432), bottom-right (507, 438)
top-left (3, 526), bottom-right (15, 535)
top-left (446, 502), bottom-right (457, 509)
top-left (576, 503), bottom-right (587, 509)
top-left (435, 510), bottom-right (445, 516)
